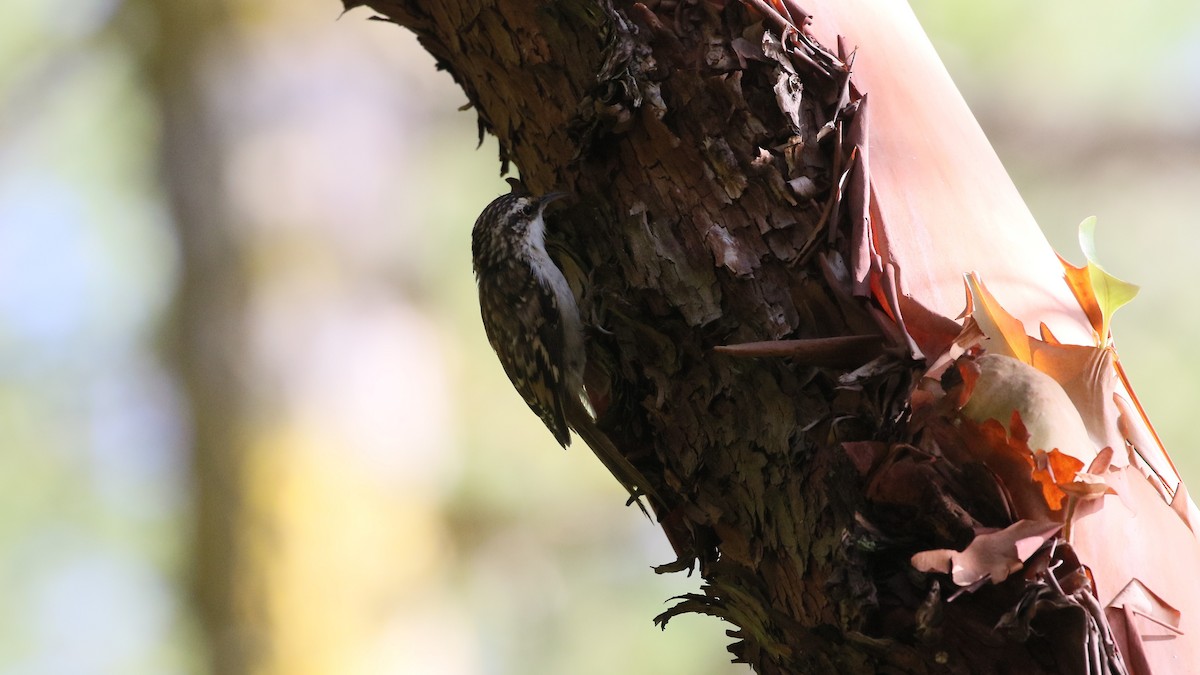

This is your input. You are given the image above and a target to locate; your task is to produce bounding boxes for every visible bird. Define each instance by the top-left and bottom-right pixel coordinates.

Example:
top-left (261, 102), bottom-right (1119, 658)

top-left (471, 179), bottom-right (657, 508)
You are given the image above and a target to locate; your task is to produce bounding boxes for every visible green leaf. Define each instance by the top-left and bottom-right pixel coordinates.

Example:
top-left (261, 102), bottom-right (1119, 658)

top-left (1078, 216), bottom-right (1139, 340)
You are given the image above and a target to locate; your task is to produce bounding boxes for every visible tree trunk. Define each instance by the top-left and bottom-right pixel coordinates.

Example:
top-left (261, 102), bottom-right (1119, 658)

top-left (348, 1), bottom-right (1200, 673)
top-left (138, 1), bottom-right (260, 672)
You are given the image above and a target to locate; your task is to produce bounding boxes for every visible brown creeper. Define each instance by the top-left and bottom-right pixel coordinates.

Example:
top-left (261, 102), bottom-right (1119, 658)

top-left (471, 180), bottom-right (655, 505)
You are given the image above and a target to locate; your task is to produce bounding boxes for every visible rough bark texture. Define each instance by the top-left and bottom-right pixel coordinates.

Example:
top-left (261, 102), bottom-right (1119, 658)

top-left (349, 2), bottom-right (1099, 673)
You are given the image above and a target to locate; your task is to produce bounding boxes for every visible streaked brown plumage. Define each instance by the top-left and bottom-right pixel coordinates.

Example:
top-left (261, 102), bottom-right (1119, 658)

top-left (471, 181), bottom-right (656, 506)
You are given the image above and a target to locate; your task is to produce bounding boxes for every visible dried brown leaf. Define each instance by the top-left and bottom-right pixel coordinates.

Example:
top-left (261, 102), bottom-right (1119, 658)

top-left (945, 416), bottom-right (1055, 520)
top-left (1057, 252), bottom-right (1104, 339)
top-left (1028, 448), bottom-right (1086, 511)
top-left (965, 272), bottom-right (1030, 363)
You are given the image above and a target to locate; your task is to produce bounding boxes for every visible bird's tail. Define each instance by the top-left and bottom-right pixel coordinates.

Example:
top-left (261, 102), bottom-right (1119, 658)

top-left (564, 399), bottom-right (659, 518)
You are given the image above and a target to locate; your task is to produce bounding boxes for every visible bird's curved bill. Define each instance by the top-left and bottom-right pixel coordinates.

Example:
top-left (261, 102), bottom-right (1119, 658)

top-left (538, 191), bottom-right (569, 210)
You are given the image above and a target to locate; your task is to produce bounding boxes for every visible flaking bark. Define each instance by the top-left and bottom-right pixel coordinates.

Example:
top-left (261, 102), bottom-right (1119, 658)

top-left (351, 2), bottom-right (1103, 673)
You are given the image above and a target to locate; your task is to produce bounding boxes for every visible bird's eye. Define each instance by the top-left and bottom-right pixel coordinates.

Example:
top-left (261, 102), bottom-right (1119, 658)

top-left (519, 203), bottom-right (536, 218)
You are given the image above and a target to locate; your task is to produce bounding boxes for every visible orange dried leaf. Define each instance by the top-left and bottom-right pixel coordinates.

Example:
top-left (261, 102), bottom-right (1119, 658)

top-left (951, 415), bottom-right (1054, 520)
top-left (1057, 252), bottom-right (1102, 339)
top-left (1041, 448), bottom-right (1085, 483)
top-left (1028, 465), bottom-right (1065, 511)
top-left (1038, 322), bottom-right (1062, 346)
top-left (950, 355), bottom-right (981, 409)
top-left (972, 417), bottom-right (1015, 455)
top-left (1028, 339), bottom-right (1124, 460)
top-left (964, 272), bottom-right (1030, 363)
top-left (1028, 449), bottom-right (1084, 512)
top-left (1008, 410), bottom-right (1030, 445)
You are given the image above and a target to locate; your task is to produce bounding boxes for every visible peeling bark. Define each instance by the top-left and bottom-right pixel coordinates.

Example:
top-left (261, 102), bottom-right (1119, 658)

top-left (347, 2), bottom-right (1194, 673)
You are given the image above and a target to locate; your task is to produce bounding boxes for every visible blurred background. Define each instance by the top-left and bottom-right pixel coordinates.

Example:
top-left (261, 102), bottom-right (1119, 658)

top-left (0, 0), bottom-right (1197, 673)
